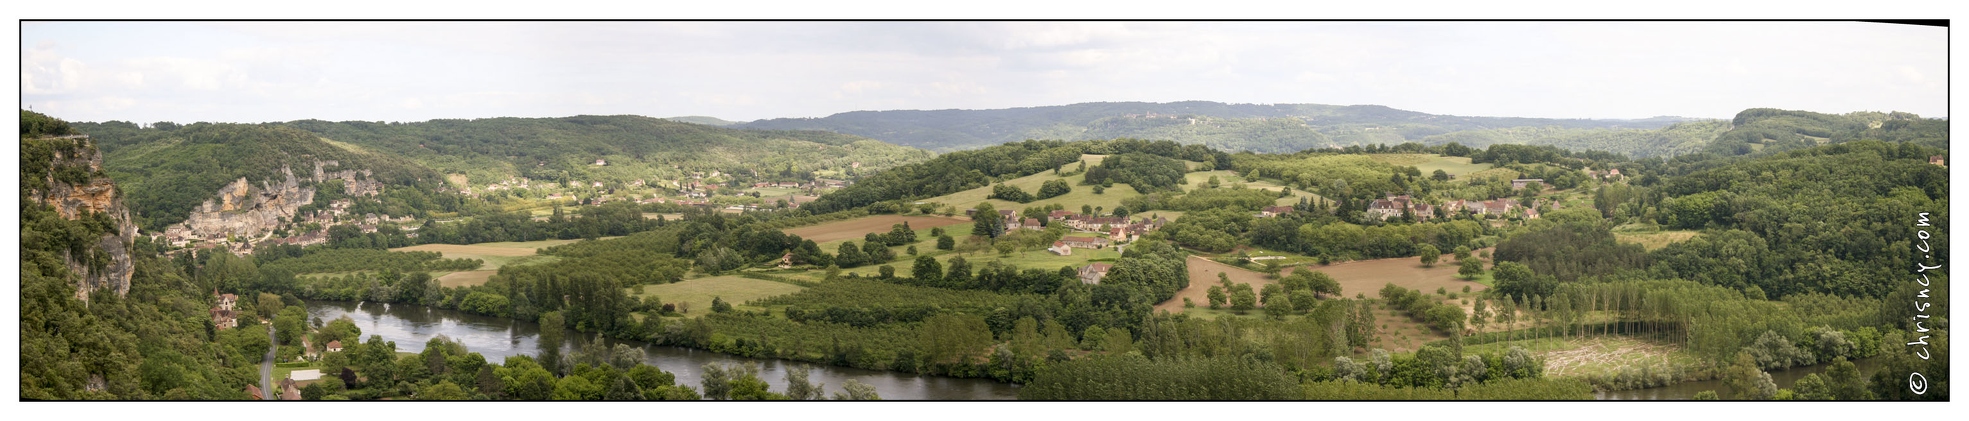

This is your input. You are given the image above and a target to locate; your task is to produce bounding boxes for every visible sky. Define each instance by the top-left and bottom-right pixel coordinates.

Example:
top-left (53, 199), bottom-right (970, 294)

top-left (19, 21), bottom-right (1949, 124)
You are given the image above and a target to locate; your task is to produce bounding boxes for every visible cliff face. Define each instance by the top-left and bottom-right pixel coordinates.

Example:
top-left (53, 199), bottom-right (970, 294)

top-left (174, 160), bottom-right (380, 241)
top-left (25, 136), bottom-right (138, 300)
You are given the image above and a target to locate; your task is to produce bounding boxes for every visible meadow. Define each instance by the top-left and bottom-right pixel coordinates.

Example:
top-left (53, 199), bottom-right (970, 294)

top-left (630, 275), bottom-right (807, 316)
top-left (390, 238), bottom-right (588, 270)
top-left (781, 215), bottom-right (969, 244)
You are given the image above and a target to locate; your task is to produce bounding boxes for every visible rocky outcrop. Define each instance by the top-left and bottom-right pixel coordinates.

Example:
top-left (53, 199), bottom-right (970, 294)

top-left (25, 135), bottom-right (137, 300)
top-left (174, 160), bottom-right (380, 241)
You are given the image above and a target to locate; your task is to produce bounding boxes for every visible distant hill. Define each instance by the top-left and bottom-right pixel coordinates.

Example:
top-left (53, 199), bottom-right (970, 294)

top-left (72, 115), bottom-right (934, 232)
top-left (1703, 108), bottom-right (1948, 157)
top-left (72, 121), bottom-right (444, 231)
top-left (1419, 120), bottom-right (1732, 159)
top-left (736, 101), bottom-right (1701, 154)
top-left (663, 115), bottom-right (745, 126)
top-left (280, 115), bottom-right (930, 188)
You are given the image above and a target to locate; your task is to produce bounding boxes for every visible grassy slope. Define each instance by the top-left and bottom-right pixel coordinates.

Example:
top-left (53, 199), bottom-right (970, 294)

top-left (1366, 154), bottom-right (1496, 177)
top-left (630, 275), bottom-right (807, 315)
top-left (1182, 169), bottom-right (1327, 207)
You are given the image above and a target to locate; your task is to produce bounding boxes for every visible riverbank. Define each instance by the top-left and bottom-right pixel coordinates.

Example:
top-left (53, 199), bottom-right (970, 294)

top-left (304, 300), bottom-right (1018, 400)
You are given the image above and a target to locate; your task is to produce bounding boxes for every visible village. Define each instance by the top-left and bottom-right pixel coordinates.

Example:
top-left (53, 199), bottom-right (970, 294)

top-left (206, 290), bottom-right (352, 401)
top-left (153, 160), bottom-right (859, 257)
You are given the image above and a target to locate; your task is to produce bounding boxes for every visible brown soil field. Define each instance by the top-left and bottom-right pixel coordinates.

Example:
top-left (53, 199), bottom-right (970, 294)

top-left (1310, 251), bottom-right (1491, 299)
top-left (393, 244), bottom-right (543, 257)
top-left (437, 270), bottom-right (496, 288)
top-left (781, 215), bottom-right (970, 243)
top-left (1156, 256), bottom-right (1281, 313)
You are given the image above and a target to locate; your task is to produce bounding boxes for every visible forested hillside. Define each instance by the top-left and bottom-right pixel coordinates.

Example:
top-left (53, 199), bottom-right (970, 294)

top-left (737, 101), bottom-right (1694, 153)
top-left (1420, 120), bottom-right (1730, 158)
top-left (1704, 108), bottom-right (1948, 157)
top-left (22, 111), bottom-right (242, 399)
top-left (802, 138), bottom-right (1227, 214)
top-left (71, 115), bottom-right (934, 233)
top-left (72, 122), bottom-right (447, 231)
top-left (279, 115), bottom-right (930, 187)
top-left (1644, 140), bottom-right (1948, 298)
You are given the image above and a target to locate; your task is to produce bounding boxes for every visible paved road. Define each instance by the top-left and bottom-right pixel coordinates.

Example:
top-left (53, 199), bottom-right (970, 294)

top-left (261, 324), bottom-right (276, 400)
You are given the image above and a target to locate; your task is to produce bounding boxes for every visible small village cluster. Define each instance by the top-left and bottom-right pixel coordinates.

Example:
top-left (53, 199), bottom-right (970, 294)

top-left (158, 163), bottom-right (859, 258)
top-left (952, 209), bottom-right (1171, 286)
top-left (1351, 178), bottom-right (1551, 223)
top-left (211, 288), bottom-right (349, 400)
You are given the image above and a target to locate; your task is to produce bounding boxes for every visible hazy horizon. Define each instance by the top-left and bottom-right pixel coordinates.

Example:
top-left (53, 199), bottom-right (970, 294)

top-left (22, 21), bottom-right (1948, 124)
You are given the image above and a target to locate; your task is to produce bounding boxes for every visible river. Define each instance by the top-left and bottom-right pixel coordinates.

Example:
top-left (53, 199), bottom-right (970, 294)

top-left (1595, 358), bottom-right (1883, 400)
top-left (304, 300), bottom-right (1018, 400)
top-left (310, 300), bottom-right (1883, 401)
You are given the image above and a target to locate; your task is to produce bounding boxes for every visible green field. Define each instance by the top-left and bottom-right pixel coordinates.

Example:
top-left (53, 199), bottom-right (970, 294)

top-left (390, 238), bottom-right (597, 270)
top-left (743, 186), bottom-right (803, 197)
top-left (1182, 170), bottom-right (1329, 208)
top-left (821, 245), bottom-right (1124, 279)
top-left (812, 225), bottom-right (949, 257)
top-left (918, 154), bottom-right (1211, 216)
top-left (1367, 154), bottom-right (1497, 178)
top-left (630, 275), bottom-right (807, 315)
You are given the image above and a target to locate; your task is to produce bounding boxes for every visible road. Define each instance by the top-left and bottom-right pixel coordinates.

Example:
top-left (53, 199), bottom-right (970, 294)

top-left (261, 324), bottom-right (276, 400)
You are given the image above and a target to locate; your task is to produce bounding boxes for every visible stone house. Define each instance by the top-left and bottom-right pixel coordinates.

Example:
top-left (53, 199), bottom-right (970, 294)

top-left (1048, 241), bottom-right (1072, 256)
top-left (1078, 263), bottom-right (1113, 285)
top-left (1059, 235), bottom-right (1109, 249)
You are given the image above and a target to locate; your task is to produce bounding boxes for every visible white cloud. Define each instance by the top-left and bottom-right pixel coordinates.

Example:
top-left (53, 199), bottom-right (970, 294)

top-left (17, 21), bottom-right (1948, 124)
top-left (20, 46), bottom-right (88, 95)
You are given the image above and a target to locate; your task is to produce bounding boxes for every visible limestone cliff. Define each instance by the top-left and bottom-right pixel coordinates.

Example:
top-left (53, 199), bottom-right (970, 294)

top-left (23, 135), bottom-right (138, 299)
top-left (173, 160), bottom-right (381, 240)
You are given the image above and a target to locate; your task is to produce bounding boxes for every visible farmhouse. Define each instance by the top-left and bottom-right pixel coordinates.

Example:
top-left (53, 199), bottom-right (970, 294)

top-left (1932, 155), bottom-right (1947, 167)
top-left (1059, 235), bottom-right (1109, 249)
top-left (1067, 216), bottom-right (1128, 231)
top-left (210, 308), bottom-right (238, 330)
top-left (1258, 206), bottom-right (1294, 218)
top-left (1107, 226), bottom-right (1134, 243)
top-left (1366, 194), bottom-right (1433, 221)
top-left (326, 340), bottom-right (344, 353)
top-left (1048, 210), bottom-right (1076, 221)
top-left (1446, 198), bottom-right (1519, 217)
top-left (1049, 241), bottom-right (1073, 256)
top-left (1022, 218), bottom-right (1043, 231)
top-left (1078, 263), bottom-right (1113, 285)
